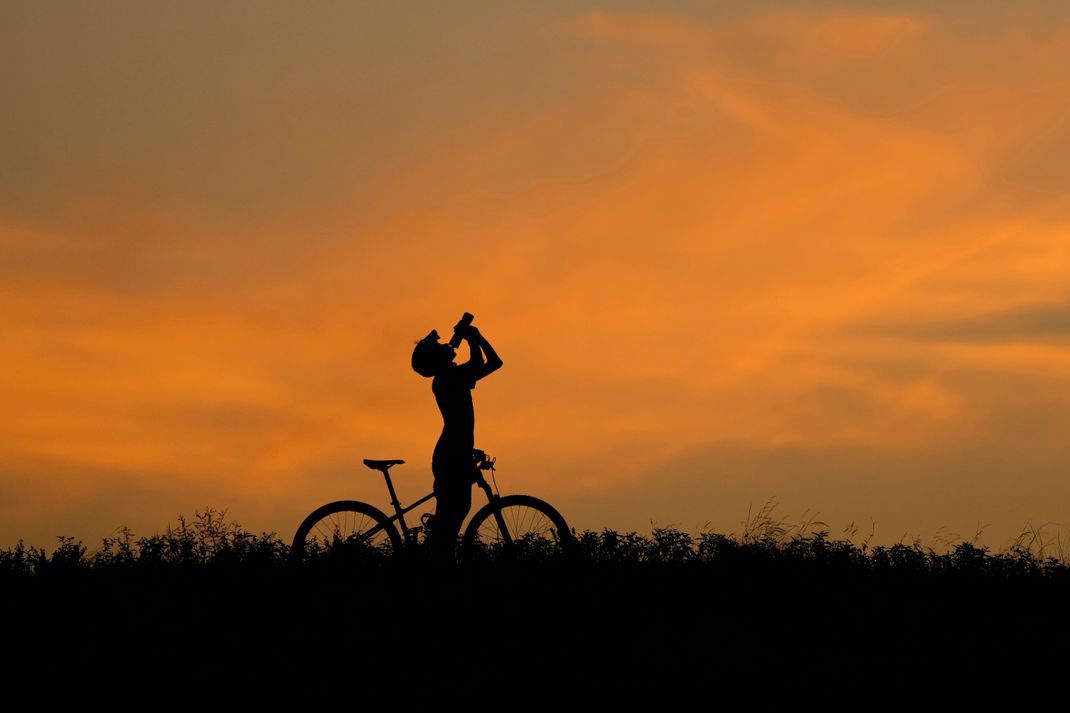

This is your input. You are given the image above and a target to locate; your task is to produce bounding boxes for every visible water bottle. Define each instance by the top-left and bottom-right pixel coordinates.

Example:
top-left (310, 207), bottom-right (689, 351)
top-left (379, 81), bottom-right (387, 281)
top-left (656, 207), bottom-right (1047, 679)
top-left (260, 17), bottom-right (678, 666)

top-left (448, 312), bottom-right (475, 348)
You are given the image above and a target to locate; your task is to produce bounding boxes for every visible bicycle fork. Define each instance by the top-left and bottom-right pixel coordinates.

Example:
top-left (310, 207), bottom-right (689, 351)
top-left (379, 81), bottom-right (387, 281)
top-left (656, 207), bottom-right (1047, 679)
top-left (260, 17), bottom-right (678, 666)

top-left (474, 473), bottom-right (515, 546)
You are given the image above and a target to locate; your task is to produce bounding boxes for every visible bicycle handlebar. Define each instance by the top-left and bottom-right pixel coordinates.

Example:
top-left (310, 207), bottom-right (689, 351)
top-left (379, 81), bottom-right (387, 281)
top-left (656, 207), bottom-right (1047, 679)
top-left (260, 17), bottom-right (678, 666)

top-left (472, 449), bottom-right (496, 471)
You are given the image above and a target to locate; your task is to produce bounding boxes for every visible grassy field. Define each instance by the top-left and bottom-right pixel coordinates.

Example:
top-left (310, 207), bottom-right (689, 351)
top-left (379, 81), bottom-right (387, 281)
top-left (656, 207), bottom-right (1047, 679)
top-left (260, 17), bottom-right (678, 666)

top-left (6, 508), bottom-right (1068, 696)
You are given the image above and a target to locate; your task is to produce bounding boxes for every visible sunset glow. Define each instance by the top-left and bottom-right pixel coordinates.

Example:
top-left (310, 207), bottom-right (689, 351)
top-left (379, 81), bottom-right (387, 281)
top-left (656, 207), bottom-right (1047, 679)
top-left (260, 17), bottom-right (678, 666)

top-left (4, 2), bottom-right (1070, 550)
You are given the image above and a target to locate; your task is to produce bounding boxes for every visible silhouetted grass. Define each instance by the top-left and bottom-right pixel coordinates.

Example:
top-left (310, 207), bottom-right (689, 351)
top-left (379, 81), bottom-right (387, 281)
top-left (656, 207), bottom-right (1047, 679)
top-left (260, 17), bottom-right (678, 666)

top-left (5, 507), bottom-right (1069, 695)
top-left (6, 506), bottom-right (1068, 576)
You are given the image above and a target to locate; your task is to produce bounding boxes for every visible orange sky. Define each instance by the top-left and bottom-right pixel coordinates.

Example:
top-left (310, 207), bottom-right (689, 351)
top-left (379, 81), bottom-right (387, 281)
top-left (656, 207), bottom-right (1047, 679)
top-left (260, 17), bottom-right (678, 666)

top-left (4, 2), bottom-right (1070, 552)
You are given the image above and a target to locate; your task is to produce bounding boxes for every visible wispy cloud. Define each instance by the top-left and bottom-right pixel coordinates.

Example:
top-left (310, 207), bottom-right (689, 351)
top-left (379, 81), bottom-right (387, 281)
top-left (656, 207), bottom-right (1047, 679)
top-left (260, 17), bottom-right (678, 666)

top-left (850, 300), bottom-right (1070, 343)
top-left (4, 2), bottom-right (1070, 548)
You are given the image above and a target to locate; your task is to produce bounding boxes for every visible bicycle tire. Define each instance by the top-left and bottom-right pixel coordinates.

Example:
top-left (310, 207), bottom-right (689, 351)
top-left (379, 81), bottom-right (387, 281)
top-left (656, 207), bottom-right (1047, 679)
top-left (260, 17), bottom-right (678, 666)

top-left (289, 500), bottom-right (402, 564)
top-left (461, 494), bottom-right (573, 562)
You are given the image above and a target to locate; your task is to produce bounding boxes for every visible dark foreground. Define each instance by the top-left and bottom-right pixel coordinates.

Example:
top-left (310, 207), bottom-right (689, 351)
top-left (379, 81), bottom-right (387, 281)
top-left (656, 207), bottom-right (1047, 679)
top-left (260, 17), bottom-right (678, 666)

top-left (5, 512), bottom-right (1068, 698)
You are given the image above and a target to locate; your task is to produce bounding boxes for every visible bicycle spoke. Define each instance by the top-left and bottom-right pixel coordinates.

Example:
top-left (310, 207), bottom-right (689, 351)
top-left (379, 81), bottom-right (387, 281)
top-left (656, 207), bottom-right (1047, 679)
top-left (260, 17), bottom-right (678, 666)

top-left (474, 503), bottom-right (560, 551)
top-left (298, 506), bottom-right (397, 558)
top-left (508, 506), bottom-right (519, 538)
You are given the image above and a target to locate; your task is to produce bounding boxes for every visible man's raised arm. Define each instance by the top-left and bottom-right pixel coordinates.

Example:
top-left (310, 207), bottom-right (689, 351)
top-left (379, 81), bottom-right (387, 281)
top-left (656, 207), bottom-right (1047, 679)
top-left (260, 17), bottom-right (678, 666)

top-left (463, 330), bottom-right (485, 368)
top-left (465, 327), bottom-right (502, 382)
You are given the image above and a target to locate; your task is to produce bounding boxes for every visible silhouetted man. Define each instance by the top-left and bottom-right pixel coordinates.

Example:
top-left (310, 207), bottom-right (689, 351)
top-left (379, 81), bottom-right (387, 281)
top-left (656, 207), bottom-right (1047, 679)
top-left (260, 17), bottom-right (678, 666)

top-left (411, 321), bottom-right (503, 563)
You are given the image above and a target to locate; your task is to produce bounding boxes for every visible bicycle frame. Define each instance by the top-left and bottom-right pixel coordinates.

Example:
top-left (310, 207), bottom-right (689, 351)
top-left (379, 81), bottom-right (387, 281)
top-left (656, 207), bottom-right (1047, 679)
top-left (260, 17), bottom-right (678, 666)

top-left (290, 451), bottom-right (572, 565)
top-left (374, 464), bottom-right (500, 546)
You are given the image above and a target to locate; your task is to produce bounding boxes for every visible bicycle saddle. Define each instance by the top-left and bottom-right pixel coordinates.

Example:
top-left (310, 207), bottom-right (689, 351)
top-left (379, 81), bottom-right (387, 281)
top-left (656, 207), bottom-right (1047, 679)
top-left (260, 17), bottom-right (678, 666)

top-left (363, 458), bottom-right (405, 472)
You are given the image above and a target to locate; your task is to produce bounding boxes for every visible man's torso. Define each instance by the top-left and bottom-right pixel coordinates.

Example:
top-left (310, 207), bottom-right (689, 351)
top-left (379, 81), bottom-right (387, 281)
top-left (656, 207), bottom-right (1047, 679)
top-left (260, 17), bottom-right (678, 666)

top-left (432, 366), bottom-right (475, 464)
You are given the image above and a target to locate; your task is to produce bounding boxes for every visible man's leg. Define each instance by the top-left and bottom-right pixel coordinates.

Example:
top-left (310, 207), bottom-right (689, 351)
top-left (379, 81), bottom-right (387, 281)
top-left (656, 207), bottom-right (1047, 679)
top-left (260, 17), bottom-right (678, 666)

top-left (430, 474), bottom-right (472, 563)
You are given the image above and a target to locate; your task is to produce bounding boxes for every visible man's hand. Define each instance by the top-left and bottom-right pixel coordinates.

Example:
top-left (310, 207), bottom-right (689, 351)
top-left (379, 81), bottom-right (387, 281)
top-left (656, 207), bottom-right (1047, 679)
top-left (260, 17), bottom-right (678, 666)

top-left (461, 324), bottom-right (502, 381)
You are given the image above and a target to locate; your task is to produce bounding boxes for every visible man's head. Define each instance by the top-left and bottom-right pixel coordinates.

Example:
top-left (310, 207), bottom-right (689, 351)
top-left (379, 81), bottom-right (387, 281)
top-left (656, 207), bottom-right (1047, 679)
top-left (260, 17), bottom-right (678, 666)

top-left (411, 329), bottom-right (456, 377)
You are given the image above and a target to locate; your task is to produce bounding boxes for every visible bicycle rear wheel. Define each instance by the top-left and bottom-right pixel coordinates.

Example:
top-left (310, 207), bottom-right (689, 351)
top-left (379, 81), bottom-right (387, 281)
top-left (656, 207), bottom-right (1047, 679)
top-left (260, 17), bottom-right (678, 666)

top-left (289, 500), bottom-right (402, 564)
top-left (461, 494), bottom-right (573, 562)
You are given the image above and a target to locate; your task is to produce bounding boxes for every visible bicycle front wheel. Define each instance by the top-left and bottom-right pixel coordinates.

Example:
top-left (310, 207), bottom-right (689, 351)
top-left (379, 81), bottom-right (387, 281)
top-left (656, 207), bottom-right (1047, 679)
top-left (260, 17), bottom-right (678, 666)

top-left (289, 500), bottom-right (402, 564)
top-left (461, 494), bottom-right (573, 562)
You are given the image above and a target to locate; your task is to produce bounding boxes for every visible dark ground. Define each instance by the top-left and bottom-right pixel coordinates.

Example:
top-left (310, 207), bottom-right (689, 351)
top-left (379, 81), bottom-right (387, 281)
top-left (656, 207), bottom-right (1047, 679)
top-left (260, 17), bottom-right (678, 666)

top-left (5, 519), bottom-right (1067, 699)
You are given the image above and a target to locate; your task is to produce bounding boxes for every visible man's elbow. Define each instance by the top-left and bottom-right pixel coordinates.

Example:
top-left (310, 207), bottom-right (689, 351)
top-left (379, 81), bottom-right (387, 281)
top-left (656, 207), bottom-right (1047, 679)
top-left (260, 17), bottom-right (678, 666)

top-left (489, 357), bottom-right (503, 372)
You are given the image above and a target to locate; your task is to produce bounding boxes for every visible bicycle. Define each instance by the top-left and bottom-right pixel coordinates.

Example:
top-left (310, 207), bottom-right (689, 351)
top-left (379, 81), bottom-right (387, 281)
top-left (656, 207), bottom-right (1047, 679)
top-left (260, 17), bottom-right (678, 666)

top-left (288, 448), bottom-right (574, 564)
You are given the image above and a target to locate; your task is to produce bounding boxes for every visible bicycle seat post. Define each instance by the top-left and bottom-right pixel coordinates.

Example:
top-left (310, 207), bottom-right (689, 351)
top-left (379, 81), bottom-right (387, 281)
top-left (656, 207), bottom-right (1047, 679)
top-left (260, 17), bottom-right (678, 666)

top-left (362, 458), bottom-right (407, 523)
top-left (382, 469), bottom-right (403, 518)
